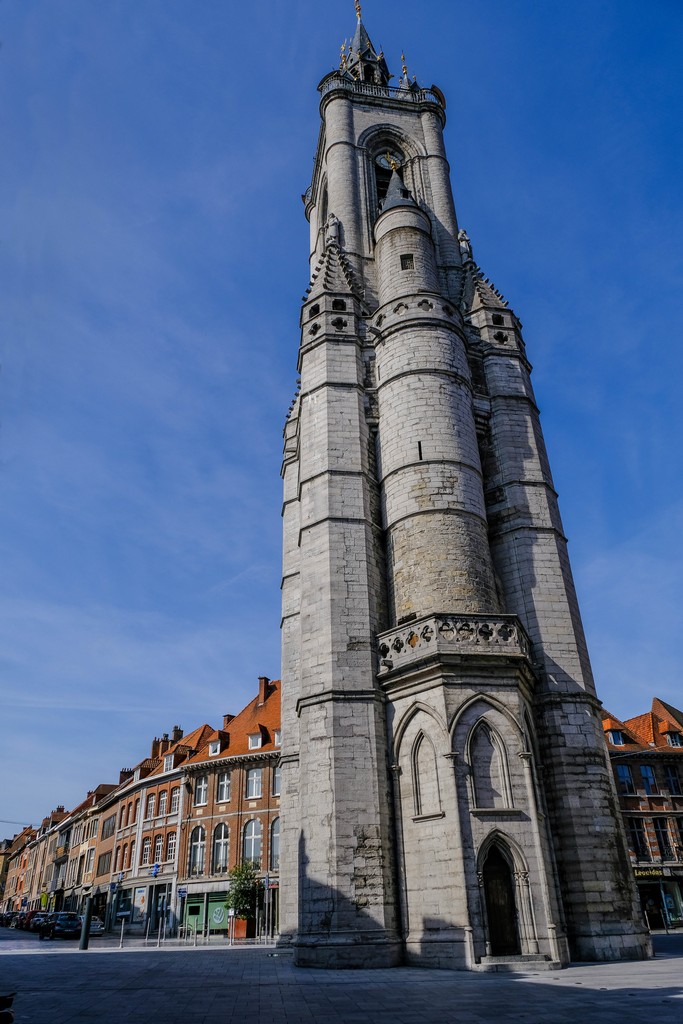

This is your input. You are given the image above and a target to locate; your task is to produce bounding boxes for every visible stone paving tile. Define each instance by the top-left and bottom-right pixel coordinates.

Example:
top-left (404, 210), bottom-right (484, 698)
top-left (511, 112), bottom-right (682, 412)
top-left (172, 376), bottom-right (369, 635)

top-left (0, 939), bottom-right (682, 1024)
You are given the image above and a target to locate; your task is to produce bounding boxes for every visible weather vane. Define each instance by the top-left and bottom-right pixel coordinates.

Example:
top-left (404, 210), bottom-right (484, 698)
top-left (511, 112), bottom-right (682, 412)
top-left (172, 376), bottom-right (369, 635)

top-left (340, 41), bottom-right (348, 70)
top-left (355, 1), bottom-right (362, 20)
top-left (401, 52), bottom-right (409, 77)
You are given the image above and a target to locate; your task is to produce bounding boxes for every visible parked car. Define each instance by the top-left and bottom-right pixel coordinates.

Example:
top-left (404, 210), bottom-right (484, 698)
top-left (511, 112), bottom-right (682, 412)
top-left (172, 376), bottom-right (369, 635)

top-left (29, 913), bottom-right (50, 932)
top-left (78, 914), bottom-right (104, 935)
top-left (48, 912), bottom-right (81, 939)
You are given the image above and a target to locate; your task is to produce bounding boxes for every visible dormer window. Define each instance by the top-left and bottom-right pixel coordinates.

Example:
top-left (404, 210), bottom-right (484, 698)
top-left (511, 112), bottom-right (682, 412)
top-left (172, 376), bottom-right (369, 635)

top-left (666, 731), bottom-right (682, 747)
top-left (209, 740), bottom-right (221, 756)
top-left (274, 729), bottom-right (281, 747)
top-left (163, 754), bottom-right (174, 773)
top-left (248, 733), bottom-right (262, 750)
top-left (609, 730), bottom-right (625, 746)
top-left (133, 768), bottom-right (141, 782)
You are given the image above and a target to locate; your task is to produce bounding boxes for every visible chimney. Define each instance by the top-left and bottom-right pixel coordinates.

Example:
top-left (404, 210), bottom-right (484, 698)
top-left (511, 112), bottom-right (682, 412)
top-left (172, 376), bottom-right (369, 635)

top-left (151, 737), bottom-right (161, 759)
top-left (258, 676), bottom-right (270, 705)
top-left (119, 769), bottom-right (133, 784)
top-left (158, 736), bottom-right (171, 756)
top-left (223, 714), bottom-right (235, 729)
top-left (172, 725), bottom-right (183, 742)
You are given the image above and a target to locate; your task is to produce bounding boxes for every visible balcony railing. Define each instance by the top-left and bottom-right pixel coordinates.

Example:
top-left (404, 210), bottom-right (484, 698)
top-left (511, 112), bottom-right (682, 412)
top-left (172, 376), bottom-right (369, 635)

top-left (377, 613), bottom-right (531, 676)
top-left (320, 73), bottom-right (443, 110)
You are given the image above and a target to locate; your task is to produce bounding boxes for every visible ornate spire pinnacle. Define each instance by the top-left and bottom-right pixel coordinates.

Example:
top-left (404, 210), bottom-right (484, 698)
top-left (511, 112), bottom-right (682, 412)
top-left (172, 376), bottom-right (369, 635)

top-left (343, 4), bottom-right (391, 85)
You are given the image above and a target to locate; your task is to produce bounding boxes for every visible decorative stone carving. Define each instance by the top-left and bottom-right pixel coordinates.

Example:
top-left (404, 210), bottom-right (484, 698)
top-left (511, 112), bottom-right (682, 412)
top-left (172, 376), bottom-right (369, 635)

top-left (377, 613), bottom-right (531, 672)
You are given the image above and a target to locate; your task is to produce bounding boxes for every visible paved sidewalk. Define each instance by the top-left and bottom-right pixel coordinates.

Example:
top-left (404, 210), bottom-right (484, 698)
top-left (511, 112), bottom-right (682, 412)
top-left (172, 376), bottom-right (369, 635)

top-left (0, 938), bottom-right (681, 1024)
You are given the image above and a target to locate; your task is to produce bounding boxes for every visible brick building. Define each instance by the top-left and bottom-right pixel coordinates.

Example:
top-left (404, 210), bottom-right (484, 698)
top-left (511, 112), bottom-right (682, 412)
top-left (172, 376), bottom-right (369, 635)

top-left (603, 699), bottom-right (683, 929)
top-left (177, 677), bottom-right (281, 939)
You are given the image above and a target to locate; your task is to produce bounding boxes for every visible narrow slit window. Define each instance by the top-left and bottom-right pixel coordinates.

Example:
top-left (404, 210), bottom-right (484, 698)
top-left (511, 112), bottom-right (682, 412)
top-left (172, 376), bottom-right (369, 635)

top-left (418, 442), bottom-right (423, 460)
top-left (400, 254), bottom-right (414, 271)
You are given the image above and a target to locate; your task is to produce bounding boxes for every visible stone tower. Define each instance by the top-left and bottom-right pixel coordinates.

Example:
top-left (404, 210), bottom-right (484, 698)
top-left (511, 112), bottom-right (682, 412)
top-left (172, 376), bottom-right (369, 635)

top-left (279, 6), bottom-right (650, 970)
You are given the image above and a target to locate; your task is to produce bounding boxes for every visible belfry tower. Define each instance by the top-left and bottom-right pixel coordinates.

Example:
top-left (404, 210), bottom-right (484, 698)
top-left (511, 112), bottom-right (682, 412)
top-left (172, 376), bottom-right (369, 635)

top-left (279, 5), bottom-right (650, 969)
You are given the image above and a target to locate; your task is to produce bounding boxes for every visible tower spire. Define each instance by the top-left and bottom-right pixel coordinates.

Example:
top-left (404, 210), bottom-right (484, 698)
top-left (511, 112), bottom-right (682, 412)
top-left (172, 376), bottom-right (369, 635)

top-left (343, 2), bottom-right (391, 84)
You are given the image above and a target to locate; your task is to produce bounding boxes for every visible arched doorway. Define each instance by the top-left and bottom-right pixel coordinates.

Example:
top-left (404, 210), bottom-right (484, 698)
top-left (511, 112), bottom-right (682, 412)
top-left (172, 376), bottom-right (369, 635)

top-left (482, 845), bottom-right (520, 956)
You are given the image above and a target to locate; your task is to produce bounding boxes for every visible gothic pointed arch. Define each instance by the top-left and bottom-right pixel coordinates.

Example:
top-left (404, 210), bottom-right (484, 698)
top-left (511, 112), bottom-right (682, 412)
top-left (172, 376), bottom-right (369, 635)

top-left (411, 730), bottom-right (442, 817)
top-left (467, 720), bottom-right (513, 809)
top-left (393, 700), bottom-right (449, 763)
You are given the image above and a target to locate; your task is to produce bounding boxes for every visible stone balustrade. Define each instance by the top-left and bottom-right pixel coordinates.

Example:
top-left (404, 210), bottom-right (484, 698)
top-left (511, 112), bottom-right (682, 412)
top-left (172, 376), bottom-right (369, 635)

top-left (377, 613), bottom-right (531, 674)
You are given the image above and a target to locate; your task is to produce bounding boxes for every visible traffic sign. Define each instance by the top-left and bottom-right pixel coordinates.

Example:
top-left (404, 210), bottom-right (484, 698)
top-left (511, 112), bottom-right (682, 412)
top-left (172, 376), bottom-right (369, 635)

top-left (177, 887), bottom-right (187, 898)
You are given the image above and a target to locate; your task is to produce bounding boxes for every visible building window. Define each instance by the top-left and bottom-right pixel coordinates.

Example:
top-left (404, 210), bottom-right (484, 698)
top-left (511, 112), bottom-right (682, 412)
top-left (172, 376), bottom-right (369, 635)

top-left (170, 788), bottom-right (180, 814)
top-left (272, 764), bottom-right (281, 797)
top-left (274, 729), bottom-right (281, 747)
top-left (101, 815), bottom-right (116, 841)
top-left (609, 730), bottom-right (625, 746)
top-left (153, 835), bottom-right (163, 864)
top-left (270, 818), bottom-right (280, 871)
top-left (667, 732), bottom-right (683, 747)
top-left (145, 794), bottom-right (156, 819)
top-left (133, 799), bottom-right (140, 822)
top-left (194, 776), bottom-right (208, 806)
top-left (217, 772), bottom-right (231, 803)
top-left (400, 253), bottom-right (414, 271)
top-left (114, 847), bottom-right (121, 873)
top-left (188, 826), bottom-right (206, 876)
top-left (626, 818), bottom-right (649, 860)
top-left (141, 838), bottom-right (151, 866)
top-left (209, 740), bottom-right (221, 756)
top-left (129, 841), bottom-right (135, 869)
top-left (157, 791), bottom-right (167, 816)
top-left (654, 818), bottom-right (674, 861)
top-left (85, 848), bottom-right (95, 875)
top-left (248, 733), bottom-right (262, 750)
top-left (665, 766), bottom-right (682, 796)
top-left (246, 768), bottom-right (262, 799)
top-left (492, 313), bottom-right (504, 326)
top-left (332, 299), bottom-right (346, 312)
top-left (242, 819), bottom-right (262, 866)
top-left (616, 764), bottom-right (636, 795)
top-left (212, 824), bottom-right (230, 873)
top-left (164, 754), bottom-right (174, 772)
top-left (166, 832), bottom-right (176, 862)
top-left (641, 765), bottom-right (658, 795)
top-left (96, 851), bottom-right (112, 877)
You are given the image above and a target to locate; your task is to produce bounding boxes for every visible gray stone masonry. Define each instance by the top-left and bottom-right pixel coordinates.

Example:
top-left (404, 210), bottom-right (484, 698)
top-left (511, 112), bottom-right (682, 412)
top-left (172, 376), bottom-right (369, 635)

top-left (282, 16), bottom-right (650, 970)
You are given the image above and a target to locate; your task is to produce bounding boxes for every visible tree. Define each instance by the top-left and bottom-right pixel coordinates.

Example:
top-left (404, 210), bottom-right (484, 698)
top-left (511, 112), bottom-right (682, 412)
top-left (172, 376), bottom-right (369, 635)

top-left (224, 861), bottom-right (262, 920)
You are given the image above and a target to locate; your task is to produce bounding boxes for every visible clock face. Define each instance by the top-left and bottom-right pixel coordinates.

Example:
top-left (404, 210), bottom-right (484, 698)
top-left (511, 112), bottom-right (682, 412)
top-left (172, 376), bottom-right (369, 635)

top-left (376, 151), bottom-right (402, 171)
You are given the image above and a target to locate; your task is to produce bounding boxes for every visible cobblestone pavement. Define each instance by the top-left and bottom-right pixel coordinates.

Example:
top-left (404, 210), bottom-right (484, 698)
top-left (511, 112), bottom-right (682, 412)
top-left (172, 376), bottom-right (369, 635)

top-left (0, 934), bottom-right (681, 1024)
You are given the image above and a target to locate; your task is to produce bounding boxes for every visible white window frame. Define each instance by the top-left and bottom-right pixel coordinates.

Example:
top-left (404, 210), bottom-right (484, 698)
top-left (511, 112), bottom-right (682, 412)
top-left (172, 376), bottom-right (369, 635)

top-left (194, 776), bottom-right (208, 806)
top-left (242, 819), bottom-right (262, 866)
top-left (153, 835), bottom-right (163, 864)
top-left (248, 733), bottom-right (262, 750)
top-left (272, 764), bottom-right (281, 797)
top-left (145, 794), bottom-right (156, 819)
top-left (158, 790), bottom-right (167, 816)
top-left (170, 788), bottom-right (180, 814)
top-left (217, 771), bottom-right (231, 803)
top-left (141, 837), bottom-right (152, 866)
top-left (246, 768), bottom-right (262, 799)
top-left (274, 729), bottom-right (281, 747)
top-left (212, 823), bottom-right (230, 874)
top-left (209, 740), bottom-right (221, 756)
top-left (166, 831), bottom-right (176, 862)
top-left (164, 754), bottom-right (174, 772)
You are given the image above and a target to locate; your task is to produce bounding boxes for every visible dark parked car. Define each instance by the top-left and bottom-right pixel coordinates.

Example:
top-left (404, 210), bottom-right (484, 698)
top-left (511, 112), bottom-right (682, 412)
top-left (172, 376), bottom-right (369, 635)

top-left (47, 912), bottom-right (81, 939)
top-left (29, 913), bottom-right (50, 932)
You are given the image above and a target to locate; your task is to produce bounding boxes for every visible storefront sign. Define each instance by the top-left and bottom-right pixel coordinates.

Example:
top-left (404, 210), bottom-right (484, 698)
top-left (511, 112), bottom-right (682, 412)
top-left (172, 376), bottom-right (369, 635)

top-left (634, 867), bottom-right (663, 879)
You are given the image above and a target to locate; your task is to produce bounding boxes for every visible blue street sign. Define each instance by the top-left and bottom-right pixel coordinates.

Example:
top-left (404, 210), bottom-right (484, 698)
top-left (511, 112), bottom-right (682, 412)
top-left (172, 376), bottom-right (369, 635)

top-left (151, 863), bottom-right (160, 877)
top-left (177, 887), bottom-right (187, 898)
top-left (109, 883), bottom-right (117, 893)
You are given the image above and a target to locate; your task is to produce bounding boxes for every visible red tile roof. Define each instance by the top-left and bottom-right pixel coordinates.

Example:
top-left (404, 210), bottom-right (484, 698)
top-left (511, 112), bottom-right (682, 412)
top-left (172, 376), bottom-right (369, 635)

top-left (184, 679), bottom-right (281, 767)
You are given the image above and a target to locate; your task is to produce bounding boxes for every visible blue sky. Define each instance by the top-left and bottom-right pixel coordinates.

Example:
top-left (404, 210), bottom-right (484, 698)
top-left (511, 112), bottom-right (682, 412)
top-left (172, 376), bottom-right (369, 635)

top-left (1, 0), bottom-right (682, 829)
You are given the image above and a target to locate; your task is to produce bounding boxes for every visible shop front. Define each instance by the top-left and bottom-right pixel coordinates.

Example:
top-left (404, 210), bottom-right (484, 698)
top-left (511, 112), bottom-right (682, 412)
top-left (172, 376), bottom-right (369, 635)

top-left (635, 866), bottom-right (683, 929)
